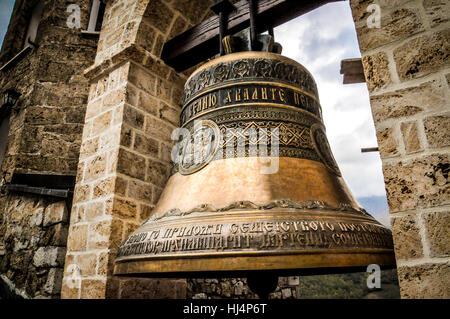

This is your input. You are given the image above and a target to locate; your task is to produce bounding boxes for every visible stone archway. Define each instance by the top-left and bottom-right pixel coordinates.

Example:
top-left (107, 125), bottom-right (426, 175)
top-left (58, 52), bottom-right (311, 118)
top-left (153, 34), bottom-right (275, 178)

top-left (62, 0), bottom-right (450, 299)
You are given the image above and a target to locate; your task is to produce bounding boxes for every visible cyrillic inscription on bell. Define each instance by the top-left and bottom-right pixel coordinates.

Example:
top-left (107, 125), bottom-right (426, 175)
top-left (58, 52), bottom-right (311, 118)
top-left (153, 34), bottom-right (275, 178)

top-left (114, 51), bottom-right (395, 276)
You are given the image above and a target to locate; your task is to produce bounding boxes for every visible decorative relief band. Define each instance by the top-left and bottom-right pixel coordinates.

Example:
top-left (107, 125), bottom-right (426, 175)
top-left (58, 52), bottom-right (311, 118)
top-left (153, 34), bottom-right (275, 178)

top-left (183, 58), bottom-right (319, 105)
top-left (173, 107), bottom-right (340, 175)
top-left (181, 82), bottom-right (322, 125)
top-left (173, 117), bottom-right (322, 175)
top-left (145, 199), bottom-right (372, 224)
top-left (115, 200), bottom-right (392, 259)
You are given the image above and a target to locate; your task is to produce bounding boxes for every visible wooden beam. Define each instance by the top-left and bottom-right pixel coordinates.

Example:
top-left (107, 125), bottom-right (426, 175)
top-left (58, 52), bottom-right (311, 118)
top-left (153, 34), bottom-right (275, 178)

top-left (340, 58), bottom-right (366, 84)
top-left (162, 0), bottom-right (344, 71)
top-left (361, 147), bottom-right (379, 153)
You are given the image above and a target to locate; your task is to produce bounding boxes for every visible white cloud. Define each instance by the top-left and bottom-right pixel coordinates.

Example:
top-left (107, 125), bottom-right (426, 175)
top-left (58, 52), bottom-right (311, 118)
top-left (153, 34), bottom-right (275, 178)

top-left (274, 3), bottom-right (389, 208)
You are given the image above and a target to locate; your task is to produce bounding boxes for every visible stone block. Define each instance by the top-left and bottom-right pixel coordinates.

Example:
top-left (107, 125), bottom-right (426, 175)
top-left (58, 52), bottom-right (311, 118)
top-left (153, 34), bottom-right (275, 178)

top-left (423, 211), bottom-right (450, 257)
top-left (93, 176), bottom-right (115, 198)
top-left (423, 0), bottom-right (450, 27)
top-left (67, 225), bottom-right (88, 251)
top-left (172, 0), bottom-right (212, 25)
top-left (144, 115), bottom-right (174, 143)
top-left (120, 124), bottom-right (133, 148)
top-left (156, 78), bottom-right (172, 101)
top-left (350, 0), bottom-right (413, 24)
top-left (90, 110), bottom-right (113, 136)
top-left (115, 176), bottom-right (128, 196)
top-left (78, 253), bottom-right (98, 276)
top-left (123, 105), bottom-right (145, 130)
top-left (158, 102), bottom-right (180, 126)
top-left (43, 201), bottom-right (68, 226)
top-left (85, 99), bottom-right (102, 120)
top-left (112, 197), bottom-right (137, 219)
top-left (362, 52), bottom-right (391, 92)
top-left (127, 180), bottom-right (153, 203)
top-left (282, 288), bottom-right (292, 299)
top-left (126, 84), bottom-right (139, 107)
top-left (376, 127), bottom-right (399, 158)
top-left (138, 91), bottom-right (158, 116)
top-left (288, 276), bottom-right (300, 286)
top-left (97, 251), bottom-right (109, 277)
top-left (88, 220), bottom-right (111, 249)
top-left (133, 133), bottom-right (159, 157)
top-left (423, 114), bottom-right (450, 149)
top-left (391, 215), bottom-right (423, 260)
top-left (73, 184), bottom-right (91, 203)
top-left (44, 268), bottom-right (64, 295)
top-left (152, 33), bottom-right (164, 57)
top-left (84, 201), bottom-right (104, 221)
top-left (61, 282), bottom-right (80, 299)
top-left (33, 247), bottom-right (66, 267)
top-left (139, 205), bottom-right (154, 223)
top-left (397, 262), bottom-right (449, 298)
top-left (102, 89), bottom-right (125, 110)
top-left (84, 154), bottom-right (107, 182)
top-left (128, 63), bottom-right (156, 95)
top-left (81, 279), bottom-right (106, 299)
top-left (29, 208), bottom-right (44, 227)
top-left (25, 106), bottom-right (61, 125)
top-left (401, 121), bottom-right (422, 154)
top-left (79, 137), bottom-right (99, 159)
top-left (143, 0), bottom-right (174, 34)
top-left (369, 79), bottom-right (446, 122)
top-left (394, 30), bottom-right (450, 81)
top-left (160, 143), bottom-right (173, 163)
top-left (19, 126), bottom-right (43, 154)
top-left (383, 154), bottom-right (449, 212)
top-left (168, 15), bottom-right (188, 40)
top-left (146, 159), bottom-right (170, 188)
top-left (136, 22), bottom-right (156, 53)
top-left (117, 148), bottom-right (146, 181)
top-left (50, 223), bottom-right (69, 246)
top-left (355, 8), bottom-right (424, 52)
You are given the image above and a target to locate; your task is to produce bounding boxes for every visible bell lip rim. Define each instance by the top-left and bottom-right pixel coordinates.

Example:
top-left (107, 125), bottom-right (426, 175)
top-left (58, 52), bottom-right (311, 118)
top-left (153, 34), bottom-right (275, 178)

top-left (115, 248), bottom-right (395, 264)
top-left (113, 249), bottom-right (396, 276)
top-left (185, 51), bottom-right (316, 86)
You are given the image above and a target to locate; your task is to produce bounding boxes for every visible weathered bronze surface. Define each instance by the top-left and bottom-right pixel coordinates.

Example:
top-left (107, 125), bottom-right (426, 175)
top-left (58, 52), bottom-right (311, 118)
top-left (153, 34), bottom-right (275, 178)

top-left (114, 52), bottom-right (395, 276)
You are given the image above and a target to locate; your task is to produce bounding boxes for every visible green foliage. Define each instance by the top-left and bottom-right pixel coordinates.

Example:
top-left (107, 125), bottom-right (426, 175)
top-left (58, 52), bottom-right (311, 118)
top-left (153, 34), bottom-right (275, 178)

top-left (297, 269), bottom-right (400, 299)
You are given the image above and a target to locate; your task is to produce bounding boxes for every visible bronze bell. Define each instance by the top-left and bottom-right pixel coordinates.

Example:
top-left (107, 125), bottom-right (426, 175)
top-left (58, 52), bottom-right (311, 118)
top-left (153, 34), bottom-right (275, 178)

top-left (114, 50), bottom-right (395, 277)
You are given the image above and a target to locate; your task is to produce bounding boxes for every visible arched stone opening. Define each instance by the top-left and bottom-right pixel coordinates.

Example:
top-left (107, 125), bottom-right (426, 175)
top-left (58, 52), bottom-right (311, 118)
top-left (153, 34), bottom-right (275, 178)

top-left (62, 0), bottom-right (228, 299)
top-left (62, 0), bottom-right (450, 299)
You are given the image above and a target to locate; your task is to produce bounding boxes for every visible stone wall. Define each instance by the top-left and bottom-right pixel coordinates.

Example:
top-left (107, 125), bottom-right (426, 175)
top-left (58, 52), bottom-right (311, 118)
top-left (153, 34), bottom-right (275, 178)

top-left (0, 195), bottom-right (69, 298)
top-left (349, 0), bottom-right (449, 298)
top-left (0, 0), bottom-right (98, 298)
top-left (0, 0), bottom-right (97, 180)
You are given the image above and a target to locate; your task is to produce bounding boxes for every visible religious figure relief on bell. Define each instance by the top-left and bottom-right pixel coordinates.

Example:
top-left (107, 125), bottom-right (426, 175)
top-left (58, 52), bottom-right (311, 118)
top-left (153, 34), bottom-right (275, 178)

top-left (310, 124), bottom-right (341, 176)
top-left (197, 70), bottom-right (211, 90)
top-left (179, 120), bottom-right (221, 175)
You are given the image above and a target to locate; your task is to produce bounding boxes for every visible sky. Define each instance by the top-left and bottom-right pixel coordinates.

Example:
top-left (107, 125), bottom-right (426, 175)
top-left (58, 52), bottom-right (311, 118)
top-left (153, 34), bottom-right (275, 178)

top-left (0, 0), bottom-right (390, 226)
top-left (0, 0), bottom-right (15, 49)
top-left (274, 2), bottom-right (390, 226)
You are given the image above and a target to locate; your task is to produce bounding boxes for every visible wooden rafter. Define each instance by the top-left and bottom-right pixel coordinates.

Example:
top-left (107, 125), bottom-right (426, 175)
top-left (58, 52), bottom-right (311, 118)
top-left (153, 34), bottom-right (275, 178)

top-left (162, 0), bottom-right (344, 71)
